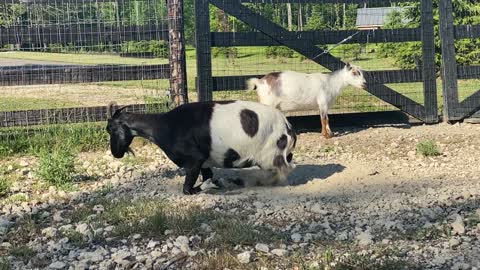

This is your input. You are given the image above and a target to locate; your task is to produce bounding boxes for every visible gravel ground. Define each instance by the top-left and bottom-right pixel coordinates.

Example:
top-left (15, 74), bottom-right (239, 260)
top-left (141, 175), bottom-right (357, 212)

top-left (1, 122), bottom-right (480, 270)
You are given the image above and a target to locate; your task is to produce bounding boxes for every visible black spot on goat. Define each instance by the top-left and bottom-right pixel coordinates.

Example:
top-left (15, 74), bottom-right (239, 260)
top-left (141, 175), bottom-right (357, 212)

top-left (224, 148), bottom-right (240, 168)
top-left (240, 109), bottom-right (259, 137)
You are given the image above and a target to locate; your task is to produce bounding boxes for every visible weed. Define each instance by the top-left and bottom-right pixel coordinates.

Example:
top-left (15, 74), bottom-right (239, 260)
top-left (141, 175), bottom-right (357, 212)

top-left (0, 178), bottom-right (11, 197)
top-left (416, 140), bottom-right (441, 157)
top-left (36, 146), bottom-right (76, 187)
top-left (63, 230), bottom-right (89, 248)
top-left (9, 246), bottom-right (35, 260)
top-left (197, 251), bottom-right (240, 270)
top-left (323, 146), bottom-right (335, 153)
top-left (4, 193), bottom-right (28, 203)
top-left (0, 258), bottom-right (11, 270)
top-left (206, 217), bottom-right (285, 248)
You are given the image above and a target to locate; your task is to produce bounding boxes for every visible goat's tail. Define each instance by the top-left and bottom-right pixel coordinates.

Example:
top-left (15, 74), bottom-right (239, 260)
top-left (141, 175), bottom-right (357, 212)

top-left (246, 78), bottom-right (261, 92)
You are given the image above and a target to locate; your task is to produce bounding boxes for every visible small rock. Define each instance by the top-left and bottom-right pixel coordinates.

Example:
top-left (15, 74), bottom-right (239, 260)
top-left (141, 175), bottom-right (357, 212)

top-left (53, 211), bottom-right (65, 222)
top-left (310, 204), bottom-right (328, 215)
top-left (132, 233), bottom-right (141, 240)
top-left (291, 233), bottom-right (302, 243)
top-left (449, 238), bottom-right (461, 248)
top-left (49, 261), bottom-right (66, 269)
top-left (271, 249), bottom-right (288, 257)
top-left (147, 240), bottom-right (159, 249)
top-left (42, 227), bottom-right (58, 238)
top-left (237, 251), bottom-right (251, 264)
top-left (255, 243), bottom-right (269, 253)
top-left (451, 215), bottom-right (466, 235)
top-left (356, 231), bottom-right (374, 246)
top-left (112, 250), bottom-right (132, 262)
top-left (452, 262), bottom-right (470, 270)
top-left (92, 205), bottom-right (104, 214)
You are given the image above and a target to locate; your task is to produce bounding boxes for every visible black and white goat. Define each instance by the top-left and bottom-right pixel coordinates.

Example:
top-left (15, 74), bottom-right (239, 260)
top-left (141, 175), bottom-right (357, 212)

top-left (106, 100), bottom-right (297, 195)
top-left (247, 63), bottom-right (366, 138)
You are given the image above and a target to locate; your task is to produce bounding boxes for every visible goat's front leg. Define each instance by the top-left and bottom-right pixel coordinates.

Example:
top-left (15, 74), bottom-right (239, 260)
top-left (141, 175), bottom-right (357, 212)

top-left (320, 114), bottom-right (332, 139)
top-left (183, 165), bottom-right (202, 195)
top-left (199, 167), bottom-right (221, 191)
top-left (325, 115), bottom-right (333, 138)
top-left (201, 168), bottom-right (213, 181)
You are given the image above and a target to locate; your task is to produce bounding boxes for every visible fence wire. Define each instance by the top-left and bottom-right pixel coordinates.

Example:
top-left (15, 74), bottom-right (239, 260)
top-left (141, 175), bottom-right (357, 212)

top-left (0, 0), bottom-right (171, 130)
top-left (204, 0), bottom-right (433, 117)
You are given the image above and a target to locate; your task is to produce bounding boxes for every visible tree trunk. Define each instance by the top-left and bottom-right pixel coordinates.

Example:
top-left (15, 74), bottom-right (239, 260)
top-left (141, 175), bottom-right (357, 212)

top-left (287, 3), bottom-right (292, 31)
top-left (298, 4), bottom-right (303, 31)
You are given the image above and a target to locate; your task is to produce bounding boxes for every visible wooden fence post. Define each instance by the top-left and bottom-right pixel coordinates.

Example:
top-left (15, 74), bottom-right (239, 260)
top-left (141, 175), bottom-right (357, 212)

top-left (195, 0), bottom-right (213, 102)
top-left (420, 0), bottom-right (438, 123)
top-left (439, 0), bottom-right (459, 122)
top-left (167, 0), bottom-right (188, 106)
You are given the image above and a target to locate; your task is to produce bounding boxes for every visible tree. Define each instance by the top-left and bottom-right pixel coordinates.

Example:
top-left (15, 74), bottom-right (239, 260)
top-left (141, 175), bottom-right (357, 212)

top-left (377, 0), bottom-right (480, 68)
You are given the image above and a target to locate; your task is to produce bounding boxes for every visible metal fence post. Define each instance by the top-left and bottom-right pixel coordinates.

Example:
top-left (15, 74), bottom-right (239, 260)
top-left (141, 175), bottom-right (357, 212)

top-left (195, 0), bottom-right (213, 102)
top-left (439, 0), bottom-right (459, 122)
top-left (167, 0), bottom-right (188, 106)
top-left (420, 0), bottom-right (438, 123)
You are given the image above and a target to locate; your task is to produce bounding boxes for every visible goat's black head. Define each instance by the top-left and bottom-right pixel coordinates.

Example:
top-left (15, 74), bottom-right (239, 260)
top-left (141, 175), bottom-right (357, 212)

top-left (106, 102), bottom-right (135, 158)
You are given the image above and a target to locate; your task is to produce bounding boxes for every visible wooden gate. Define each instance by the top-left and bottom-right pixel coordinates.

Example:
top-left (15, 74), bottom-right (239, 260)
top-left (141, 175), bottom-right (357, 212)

top-left (439, 0), bottom-right (480, 122)
top-left (195, 0), bottom-right (439, 123)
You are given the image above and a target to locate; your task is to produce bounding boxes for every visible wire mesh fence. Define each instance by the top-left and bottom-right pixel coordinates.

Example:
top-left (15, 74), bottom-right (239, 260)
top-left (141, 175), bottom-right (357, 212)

top-left (0, 0), bottom-right (172, 128)
top-left (196, 0), bottom-right (440, 121)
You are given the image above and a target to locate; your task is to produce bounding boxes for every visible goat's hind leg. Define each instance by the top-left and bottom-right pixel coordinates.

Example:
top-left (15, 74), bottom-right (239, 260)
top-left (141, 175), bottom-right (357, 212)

top-left (199, 168), bottom-right (221, 191)
top-left (183, 166), bottom-right (202, 195)
top-left (320, 112), bottom-right (333, 139)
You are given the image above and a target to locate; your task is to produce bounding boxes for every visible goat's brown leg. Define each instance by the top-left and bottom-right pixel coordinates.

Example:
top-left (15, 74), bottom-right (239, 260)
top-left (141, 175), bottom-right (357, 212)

top-left (325, 115), bottom-right (333, 138)
top-left (320, 115), bottom-right (328, 138)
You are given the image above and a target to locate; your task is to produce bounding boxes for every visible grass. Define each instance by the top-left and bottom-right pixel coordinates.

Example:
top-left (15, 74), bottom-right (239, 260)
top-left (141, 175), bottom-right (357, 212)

top-left (36, 146), bottom-right (76, 187)
top-left (416, 140), bottom-right (441, 157)
top-left (0, 122), bottom-right (108, 158)
top-left (0, 97), bottom-right (79, 112)
top-left (9, 246), bottom-right (36, 260)
top-left (68, 197), bottom-right (284, 248)
top-left (0, 258), bottom-right (11, 270)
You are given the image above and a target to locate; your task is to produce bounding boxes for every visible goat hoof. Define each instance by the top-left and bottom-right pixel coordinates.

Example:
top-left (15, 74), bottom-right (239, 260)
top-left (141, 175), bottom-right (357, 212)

top-left (183, 186), bottom-right (201, 195)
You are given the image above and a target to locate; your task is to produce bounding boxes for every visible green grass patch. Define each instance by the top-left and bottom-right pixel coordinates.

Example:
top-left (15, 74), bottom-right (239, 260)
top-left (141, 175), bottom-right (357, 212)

top-left (36, 146), bottom-right (76, 187)
top-left (0, 258), bottom-right (11, 270)
top-left (3, 193), bottom-right (29, 203)
top-left (0, 122), bottom-right (108, 158)
top-left (0, 51), bottom-right (168, 66)
top-left (206, 217), bottom-right (285, 248)
top-left (0, 177), bottom-right (12, 197)
top-left (0, 97), bottom-right (79, 112)
top-left (416, 140), bottom-right (441, 157)
top-left (69, 197), bottom-right (284, 248)
top-left (9, 245), bottom-right (36, 260)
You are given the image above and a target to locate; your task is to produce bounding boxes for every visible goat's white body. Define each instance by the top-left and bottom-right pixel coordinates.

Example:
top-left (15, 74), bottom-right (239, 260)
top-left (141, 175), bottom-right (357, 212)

top-left (203, 101), bottom-right (295, 182)
top-left (251, 71), bottom-right (346, 114)
top-left (248, 66), bottom-right (366, 119)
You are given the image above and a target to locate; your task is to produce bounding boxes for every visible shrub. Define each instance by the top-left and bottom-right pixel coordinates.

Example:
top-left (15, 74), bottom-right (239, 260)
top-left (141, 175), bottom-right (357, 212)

top-left (36, 146), bottom-right (76, 187)
top-left (265, 46), bottom-right (294, 58)
top-left (416, 140), bottom-right (441, 157)
top-left (121, 40), bottom-right (169, 58)
top-left (212, 47), bottom-right (238, 59)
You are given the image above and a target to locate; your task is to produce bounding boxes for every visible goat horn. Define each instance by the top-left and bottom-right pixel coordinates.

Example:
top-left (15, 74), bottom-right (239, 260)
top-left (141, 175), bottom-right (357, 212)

top-left (112, 105), bottom-right (130, 118)
top-left (107, 102), bottom-right (117, 119)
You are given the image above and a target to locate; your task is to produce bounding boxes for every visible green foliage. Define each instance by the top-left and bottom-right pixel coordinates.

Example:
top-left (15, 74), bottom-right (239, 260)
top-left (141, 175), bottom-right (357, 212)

top-left (265, 46), bottom-right (295, 58)
top-left (0, 258), bottom-right (11, 270)
top-left (0, 123), bottom-right (108, 158)
top-left (36, 146), bottom-right (76, 187)
top-left (416, 140), bottom-right (441, 157)
top-left (212, 47), bottom-right (238, 59)
top-left (121, 40), bottom-right (169, 58)
top-left (377, 2), bottom-right (480, 68)
top-left (9, 245), bottom-right (36, 260)
top-left (0, 177), bottom-right (11, 197)
top-left (337, 44), bottom-right (363, 60)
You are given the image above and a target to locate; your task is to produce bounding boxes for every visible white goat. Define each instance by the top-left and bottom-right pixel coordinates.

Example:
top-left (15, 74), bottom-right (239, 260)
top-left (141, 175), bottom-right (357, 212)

top-left (247, 63), bottom-right (366, 138)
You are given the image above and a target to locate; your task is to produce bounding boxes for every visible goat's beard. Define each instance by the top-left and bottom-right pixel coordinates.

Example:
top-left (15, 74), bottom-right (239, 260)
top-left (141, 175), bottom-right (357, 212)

top-left (126, 147), bottom-right (135, 156)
